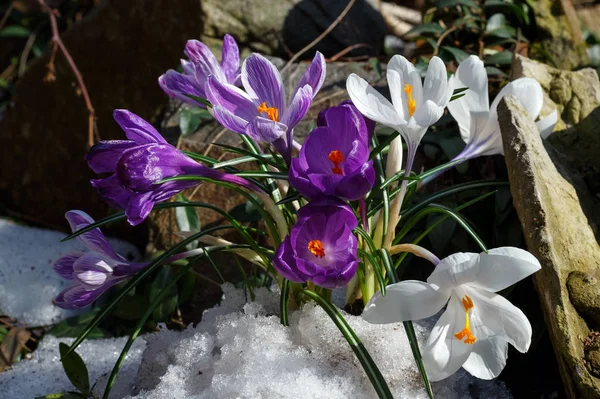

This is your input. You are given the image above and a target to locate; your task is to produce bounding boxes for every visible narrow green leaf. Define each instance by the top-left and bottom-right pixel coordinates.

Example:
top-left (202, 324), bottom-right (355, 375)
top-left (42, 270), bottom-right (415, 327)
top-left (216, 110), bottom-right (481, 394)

top-left (0, 25), bottom-right (31, 37)
top-left (403, 321), bottom-right (434, 398)
top-left (212, 154), bottom-right (275, 169)
top-left (212, 144), bottom-right (282, 169)
top-left (280, 279), bottom-right (291, 327)
top-left (276, 191), bottom-right (302, 205)
top-left (369, 130), bottom-right (400, 160)
top-left (301, 290), bottom-right (394, 399)
top-left (358, 248), bottom-right (386, 296)
top-left (378, 249), bottom-right (397, 284)
top-left (35, 393), bottom-right (86, 399)
top-left (150, 266), bottom-right (178, 322)
top-left (174, 194), bottom-right (201, 249)
top-left (183, 94), bottom-right (212, 107)
top-left (59, 343), bottom-right (90, 395)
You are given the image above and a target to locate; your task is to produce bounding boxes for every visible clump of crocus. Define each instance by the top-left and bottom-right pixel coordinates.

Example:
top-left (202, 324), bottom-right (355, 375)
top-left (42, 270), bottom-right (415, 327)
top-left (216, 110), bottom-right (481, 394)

top-left (362, 247), bottom-right (541, 381)
top-left (159, 34), bottom-right (240, 107)
top-left (53, 210), bottom-right (148, 309)
top-left (86, 109), bottom-right (258, 226)
top-left (289, 102), bottom-right (375, 201)
top-left (273, 198), bottom-right (358, 288)
top-left (206, 52), bottom-right (326, 160)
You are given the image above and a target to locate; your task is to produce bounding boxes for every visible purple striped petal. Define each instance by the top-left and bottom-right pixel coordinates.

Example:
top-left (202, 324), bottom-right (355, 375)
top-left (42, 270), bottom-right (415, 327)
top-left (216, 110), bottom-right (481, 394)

top-left (65, 210), bottom-right (120, 259)
top-left (158, 70), bottom-right (207, 107)
top-left (282, 85), bottom-right (313, 129)
top-left (72, 252), bottom-right (114, 287)
top-left (212, 106), bottom-right (250, 134)
top-left (242, 53), bottom-right (285, 111)
top-left (292, 51), bottom-right (326, 100)
top-left (90, 174), bottom-right (134, 210)
top-left (185, 40), bottom-right (227, 82)
top-left (206, 76), bottom-right (258, 122)
top-left (54, 284), bottom-right (111, 309)
top-left (113, 110), bottom-right (166, 144)
top-left (65, 209), bottom-right (95, 230)
top-left (53, 252), bottom-right (83, 280)
top-left (85, 140), bottom-right (136, 174)
top-left (221, 34), bottom-right (240, 84)
top-left (245, 116), bottom-right (287, 143)
top-left (126, 192), bottom-right (155, 226)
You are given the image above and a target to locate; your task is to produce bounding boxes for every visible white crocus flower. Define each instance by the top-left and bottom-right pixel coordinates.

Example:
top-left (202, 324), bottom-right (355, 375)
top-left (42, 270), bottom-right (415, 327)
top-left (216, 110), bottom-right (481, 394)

top-left (362, 247), bottom-right (541, 381)
top-left (448, 55), bottom-right (558, 159)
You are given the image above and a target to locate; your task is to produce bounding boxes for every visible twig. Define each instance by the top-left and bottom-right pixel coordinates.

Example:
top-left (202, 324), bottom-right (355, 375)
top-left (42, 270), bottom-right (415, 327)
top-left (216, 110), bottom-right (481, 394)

top-left (327, 43), bottom-right (371, 62)
top-left (36, 0), bottom-right (97, 148)
top-left (0, 4), bottom-right (14, 31)
top-left (433, 25), bottom-right (458, 56)
top-left (18, 29), bottom-right (38, 77)
top-left (281, 0), bottom-right (357, 74)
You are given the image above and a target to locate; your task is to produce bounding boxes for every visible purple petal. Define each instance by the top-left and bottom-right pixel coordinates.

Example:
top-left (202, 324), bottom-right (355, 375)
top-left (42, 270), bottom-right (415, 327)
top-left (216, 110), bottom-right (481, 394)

top-left (273, 237), bottom-right (308, 283)
top-left (292, 51), bottom-right (326, 100)
top-left (126, 192), bottom-right (155, 226)
top-left (185, 40), bottom-right (227, 83)
top-left (85, 140), bottom-right (136, 174)
top-left (54, 284), bottom-right (111, 309)
top-left (53, 252), bottom-right (83, 280)
top-left (242, 53), bottom-right (285, 111)
top-left (90, 174), bottom-right (134, 210)
top-left (282, 85), bottom-right (313, 130)
top-left (65, 209), bottom-right (95, 230)
top-left (245, 116), bottom-right (287, 143)
top-left (158, 70), bottom-right (207, 107)
top-left (65, 210), bottom-right (118, 259)
top-left (206, 76), bottom-right (258, 122)
top-left (334, 162), bottom-right (376, 201)
top-left (221, 34), bottom-right (240, 84)
top-left (212, 106), bottom-right (249, 135)
top-left (72, 252), bottom-right (114, 287)
top-left (113, 110), bottom-right (166, 144)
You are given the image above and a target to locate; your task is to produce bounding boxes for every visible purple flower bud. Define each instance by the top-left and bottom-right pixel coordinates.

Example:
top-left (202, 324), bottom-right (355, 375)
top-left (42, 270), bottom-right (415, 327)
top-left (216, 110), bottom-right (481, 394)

top-left (158, 34), bottom-right (240, 107)
top-left (87, 110), bottom-right (259, 225)
top-left (289, 102), bottom-right (375, 201)
top-left (273, 198), bottom-right (358, 288)
top-left (53, 210), bottom-right (147, 309)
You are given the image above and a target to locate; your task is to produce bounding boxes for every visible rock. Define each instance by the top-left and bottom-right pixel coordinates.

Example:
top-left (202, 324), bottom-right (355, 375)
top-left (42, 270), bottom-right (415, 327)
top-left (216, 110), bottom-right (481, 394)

top-left (498, 95), bottom-right (600, 398)
top-left (200, 0), bottom-right (387, 58)
top-left (0, 0), bottom-right (204, 241)
top-left (567, 272), bottom-right (600, 327)
top-left (527, 0), bottom-right (589, 70)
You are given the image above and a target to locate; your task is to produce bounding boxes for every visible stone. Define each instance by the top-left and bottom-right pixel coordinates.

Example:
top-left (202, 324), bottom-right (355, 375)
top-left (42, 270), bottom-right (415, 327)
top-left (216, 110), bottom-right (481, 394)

top-left (527, 0), bottom-right (589, 70)
top-left (498, 95), bottom-right (600, 398)
top-left (0, 0), bottom-right (204, 241)
top-left (567, 272), bottom-right (600, 327)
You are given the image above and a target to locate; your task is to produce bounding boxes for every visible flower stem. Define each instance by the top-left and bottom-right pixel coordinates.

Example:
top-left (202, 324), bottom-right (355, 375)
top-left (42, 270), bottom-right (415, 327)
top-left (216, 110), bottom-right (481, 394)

top-left (389, 243), bottom-right (440, 265)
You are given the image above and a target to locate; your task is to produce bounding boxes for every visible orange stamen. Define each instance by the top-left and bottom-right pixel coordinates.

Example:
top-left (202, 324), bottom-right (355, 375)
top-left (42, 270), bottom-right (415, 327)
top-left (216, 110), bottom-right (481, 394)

top-left (308, 240), bottom-right (326, 258)
top-left (328, 150), bottom-right (344, 175)
top-left (404, 84), bottom-right (417, 117)
top-left (257, 102), bottom-right (279, 122)
top-left (454, 295), bottom-right (476, 344)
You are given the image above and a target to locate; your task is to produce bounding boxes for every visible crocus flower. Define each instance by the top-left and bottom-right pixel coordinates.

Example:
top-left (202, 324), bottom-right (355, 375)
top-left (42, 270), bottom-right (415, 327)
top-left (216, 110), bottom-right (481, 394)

top-left (289, 102), bottom-right (375, 201)
top-left (86, 109), bottom-right (259, 226)
top-left (206, 52), bottom-right (326, 160)
top-left (362, 247), bottom-right (541, 381)
top-left (447, 55), bottom-right (558, 159)
top-left (273, 198), bottom-right (358, 288)
top-left (53, 210), bottom-right (148, 309)
top-left (159, 35), bottom-right (240, 107)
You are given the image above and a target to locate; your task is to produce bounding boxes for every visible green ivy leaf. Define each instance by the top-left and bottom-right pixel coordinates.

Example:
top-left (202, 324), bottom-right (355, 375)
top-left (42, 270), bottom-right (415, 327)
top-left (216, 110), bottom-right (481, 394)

top-left (406, 23), bottom-right (445, 37)
top-left (441, 46), bottom-right (471, 63)
top-left (59, 343), bottom-right (90, 395)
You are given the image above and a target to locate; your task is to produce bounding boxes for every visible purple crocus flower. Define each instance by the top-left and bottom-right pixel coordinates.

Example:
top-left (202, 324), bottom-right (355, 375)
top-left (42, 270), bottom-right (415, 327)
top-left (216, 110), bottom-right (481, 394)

top-left (205, 51), bottom-right (326, 160)
top-left (86, 109), bottom-right (259, 226)
top-left (289, 102), bottom-right (376, 201)
top-left (53, 210), bottom-right (147, 309)
top-left (273, 198), bottom-right (358, 288)
top-left (158, 35), bottom-right (240, 107)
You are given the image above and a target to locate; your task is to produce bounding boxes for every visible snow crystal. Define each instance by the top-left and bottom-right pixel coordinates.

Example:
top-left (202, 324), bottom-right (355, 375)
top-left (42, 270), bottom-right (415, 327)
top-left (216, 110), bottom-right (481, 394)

top-left (126, 284), bottom-right (512, 399)
top-left (0, 335), bottom-right (145, 399)
top-left (0, 219), bottom-right (139, 326)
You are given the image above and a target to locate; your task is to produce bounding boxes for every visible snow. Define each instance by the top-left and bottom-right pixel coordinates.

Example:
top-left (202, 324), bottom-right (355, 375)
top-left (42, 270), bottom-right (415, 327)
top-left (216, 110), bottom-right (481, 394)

top-left (126, 284), bottom-right (512, 399)
top-left (0, 218), bottom-right (140, 326)
top-left (0, 335), bottom-right (146, 399)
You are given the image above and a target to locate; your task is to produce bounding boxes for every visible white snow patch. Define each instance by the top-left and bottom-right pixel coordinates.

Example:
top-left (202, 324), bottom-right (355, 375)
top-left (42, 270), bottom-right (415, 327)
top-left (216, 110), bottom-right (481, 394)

top-left (0, 218), bottom-right (139, 325)
top-left (0, 335), bottom-right (146, 399)
top-left (126, 284), bottom-right (512, 399)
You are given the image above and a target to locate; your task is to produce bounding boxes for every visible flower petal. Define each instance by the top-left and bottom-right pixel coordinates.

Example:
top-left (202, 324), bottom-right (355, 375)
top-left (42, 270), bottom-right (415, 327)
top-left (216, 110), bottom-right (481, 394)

top-left (72, 252), bottom-right (114, 287)
top-left (412, 99), bottom-right (444, 131)
top-left (113, 110), bottom-right (166, 144)
top-left (245, 116), bottom-right (287, 143)
top-left (85, 140), bottom-right (136, 174)
top-left (205, 76), bottom-right (258, 122)
top-left (462, 337), bottom-right (508, 380)
top-left (53, 252), bottom-right (83, 280)
top-left (242, 53), bottom-right (285, 111)
top-left (126, 192), bottom-right (155, 226)
top-left (387, 55), bottom-right (423, 118)
top-left (220, 34), bottom-right (240, 84)
top-left (292, 51), bottom-right (325, 99)
top-left (184, 39), bottom-right (227, 82)
top-left (54, 284), bottom-right (111, 309)
top-left (422, 56), bottom-right (449, 106)
top-left (158, 70), bottom-right (206, 107)
top-left (362, 281), bottom-right (450, 324)
top-left (90, 174), bottom-right (133, 210)
top-left (427, 252), bottom-right (479, 290)
top-left (422, 295), bottom-right (474, 381)
top-left (385, 136), bottom-right (404, 179)
top-left (468, 247), bottom-right (541, 292)
top-left (65, 210), bottom-right (120, 258)
top-left (466, 287), bottom-right (532, 353)
top-left (490, 78), bottom-right (543, 124)
top-left (282, 85), bottom-right (313, 129)
top-left (537, 109), bottom-right (558, 139)
top-left (211, 105), bottom-right (250, 134)
top-left (346, 73), bottom-right (406, 130)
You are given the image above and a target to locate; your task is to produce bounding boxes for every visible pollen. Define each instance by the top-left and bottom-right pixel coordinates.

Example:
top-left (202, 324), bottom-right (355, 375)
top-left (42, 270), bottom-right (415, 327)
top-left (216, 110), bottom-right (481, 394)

top-left (308, 240), bottom-right (326, 258)
top-left (257, 102), bottom-right (279, 122)
top-left (404, 84), bottom-right (417, 117)
top-left (454, 295), bottom-right (477, 344)
top-left (328, 150), bottom-right (344, 175)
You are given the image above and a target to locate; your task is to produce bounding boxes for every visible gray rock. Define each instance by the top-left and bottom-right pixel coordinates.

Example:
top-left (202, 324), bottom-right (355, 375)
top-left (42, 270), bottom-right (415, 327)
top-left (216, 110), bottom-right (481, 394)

top-left (498, 95), bottom-right (600, 398)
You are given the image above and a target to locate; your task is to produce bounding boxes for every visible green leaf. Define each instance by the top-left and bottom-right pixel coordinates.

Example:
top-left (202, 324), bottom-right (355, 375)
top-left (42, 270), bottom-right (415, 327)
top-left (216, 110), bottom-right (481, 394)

top-left (280, 279), bottom-right (291, 326)
top-left (486, 27), bottom-right (516, 39)
top-left (403, 321), bottom-right (434, 398)
top-left (59, 343), bottom-right (90, 395)
top-left (406, 23), bottom-right (445, 37)
top-left (437, 0), bottom-right (479, 8)
top-left (484, 50), bottom-right (513, 65)
top-left (175, 193), bottom-right (201, 249)
top-left (35, 393), bottom-right (87, 399)
top-left (441, 46), bottom-right (470, 63)
top-left (179, 107), bottom-right (212, 136)
top-left (0, 25), bottom-right (31, 37)
top-left (485, 66), bottom-right (507, 77)
top-left (183, 94), bottom-right (212, 107)
top-left (150, 267), bottom-right (178, 322)
top-left (47, 311), bottom-right (106, 339)
top-left (426, 213), bottom-right (457, 253)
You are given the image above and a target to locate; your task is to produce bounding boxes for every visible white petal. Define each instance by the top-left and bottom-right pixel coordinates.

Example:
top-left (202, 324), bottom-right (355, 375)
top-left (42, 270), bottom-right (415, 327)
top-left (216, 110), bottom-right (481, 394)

top-left (362, 281), bottom-right (450, 324)
top-left (423, 295), bottom-right (474, 381)
top-left (386, 65), bottom-right (405, 121)
top-left (346, 74), bottom-right (406, 130)
top-left (469, 247), bottom-right (541, 292)
top-left (462, 337), bottom-right (508, 379)
top-left (385, 136), bottom-right (404, 179)
top-left (460, 111), bottom-right (504, 158)
top-left (427, 252), bottom-right (479, 290)
top-left (387, 55), bottom-right (423, 117)
top-left (537, 109), bottom-right (558, 139)
top-left (412, 99), bottom-right (444, 131)
top-left (490, 78), bottom-right (543, 123)
top-left (422, 56), bottom-right (449, 106)
top-left (466, 287), bottom-right (533, 353)
top-left (447, 55), bottom-right (490, 141)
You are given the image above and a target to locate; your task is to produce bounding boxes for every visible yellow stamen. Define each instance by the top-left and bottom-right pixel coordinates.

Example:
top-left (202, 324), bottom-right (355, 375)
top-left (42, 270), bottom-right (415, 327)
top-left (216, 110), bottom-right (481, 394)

top-left (404, 84), bottom-right (417, 117)
top-left (308, 240), bottom-right (326, 258)
top-left (257, 102), bottom-right (279, 122)
top-left (454, 295), bottom-right (476, 344)
top-left (328, 150), bottom-right (344, 175)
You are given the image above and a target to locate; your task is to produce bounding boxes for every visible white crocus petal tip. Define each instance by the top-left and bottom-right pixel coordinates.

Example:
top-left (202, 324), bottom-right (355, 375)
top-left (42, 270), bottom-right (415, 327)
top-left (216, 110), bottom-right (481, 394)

top-left (537, 109), bottom-right (558, 139)
top-left (462, 338), bottom-right (509, 380)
